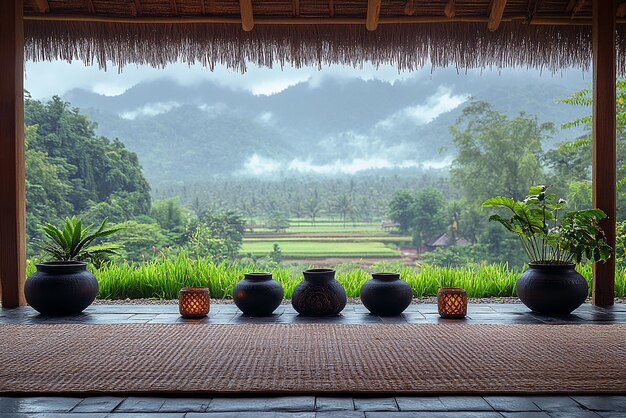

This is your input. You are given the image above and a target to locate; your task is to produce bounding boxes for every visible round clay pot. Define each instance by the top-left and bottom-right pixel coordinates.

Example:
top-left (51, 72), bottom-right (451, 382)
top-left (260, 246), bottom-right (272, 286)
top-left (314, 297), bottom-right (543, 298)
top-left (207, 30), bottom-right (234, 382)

top-left (25, 261), bottom-right (98, 315)
top-left (360, 272), bottom-right (412, 316)
top-left (292, 268), bottom-right (347, 316)
top-left (516, 263), bottom-right (588, 315)
top-left (233, 272), bottom-right (284, 316)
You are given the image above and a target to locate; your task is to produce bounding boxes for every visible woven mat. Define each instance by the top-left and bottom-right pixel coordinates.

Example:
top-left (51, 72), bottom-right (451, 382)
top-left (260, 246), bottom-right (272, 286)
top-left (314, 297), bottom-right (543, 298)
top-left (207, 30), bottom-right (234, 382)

top-left (1, 324), bottom-right (625, 395)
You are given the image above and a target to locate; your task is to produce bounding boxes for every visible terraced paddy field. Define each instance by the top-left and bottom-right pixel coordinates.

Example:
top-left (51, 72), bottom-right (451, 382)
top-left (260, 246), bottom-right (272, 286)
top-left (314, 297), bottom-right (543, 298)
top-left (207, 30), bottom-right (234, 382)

top-left (241, 220), bottom-right (412, 264)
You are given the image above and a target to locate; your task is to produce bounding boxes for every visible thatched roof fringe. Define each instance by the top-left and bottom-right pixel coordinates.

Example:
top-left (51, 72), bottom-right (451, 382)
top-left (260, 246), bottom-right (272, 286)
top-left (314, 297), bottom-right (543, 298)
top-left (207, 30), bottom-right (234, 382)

top-left (24, 21), bottom-right (626, 74)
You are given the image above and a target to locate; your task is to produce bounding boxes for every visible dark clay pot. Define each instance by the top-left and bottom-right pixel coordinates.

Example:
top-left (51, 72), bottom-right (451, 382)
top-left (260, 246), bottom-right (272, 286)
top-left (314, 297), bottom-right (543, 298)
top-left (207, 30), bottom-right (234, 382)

top-left (233, 272), bottom-right (284, 316)
top-left (360, 273), bottom-right (412, 316)
top-left (25, 261), bottom-right (98, 315)
top-left (292, 269), bottom-right (347, 316)
top-left (516, 263), bottom-right (588, 315)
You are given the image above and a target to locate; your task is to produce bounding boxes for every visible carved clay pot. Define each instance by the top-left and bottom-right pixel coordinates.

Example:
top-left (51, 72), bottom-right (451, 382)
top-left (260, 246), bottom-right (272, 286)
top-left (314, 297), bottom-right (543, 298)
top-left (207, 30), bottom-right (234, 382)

top-left (25, 261), bottom-right (98, 315)
top-left (360, 272), bottom-right (412, 316)
top-left (291, 268), bottom-right (347, 316)
top-left (516, 263), bottom-right (588, 315)
top-left (233, 272), bottom-right (284, 316)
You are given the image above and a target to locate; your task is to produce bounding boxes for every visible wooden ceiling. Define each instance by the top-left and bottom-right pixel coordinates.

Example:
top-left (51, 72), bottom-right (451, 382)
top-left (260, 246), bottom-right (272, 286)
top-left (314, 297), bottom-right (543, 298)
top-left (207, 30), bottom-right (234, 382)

top-left (23, 1), bottom-right (623, 32)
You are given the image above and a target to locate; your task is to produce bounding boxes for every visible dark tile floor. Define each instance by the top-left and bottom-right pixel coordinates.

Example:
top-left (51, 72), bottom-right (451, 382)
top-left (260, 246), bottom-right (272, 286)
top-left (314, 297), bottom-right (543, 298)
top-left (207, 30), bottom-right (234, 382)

top-left (1, 303), bottom-right (625, 416)
top-left (1, 302), bottom-right (625, 325)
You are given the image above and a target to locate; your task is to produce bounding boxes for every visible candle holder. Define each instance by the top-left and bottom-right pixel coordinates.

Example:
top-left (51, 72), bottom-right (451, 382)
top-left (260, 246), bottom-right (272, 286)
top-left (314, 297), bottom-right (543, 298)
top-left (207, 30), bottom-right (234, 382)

top-left (437, 287), bottom-right (467, 318)
top-left (179, 287), bottom-right (210, 318)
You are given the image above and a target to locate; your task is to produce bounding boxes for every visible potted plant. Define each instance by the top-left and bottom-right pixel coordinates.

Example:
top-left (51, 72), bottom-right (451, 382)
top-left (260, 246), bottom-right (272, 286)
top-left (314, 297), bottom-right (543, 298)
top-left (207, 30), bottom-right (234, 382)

top-left (25, 217), bottom-right (122, 315)
top-left (483, 185), bottom-right (612, 314)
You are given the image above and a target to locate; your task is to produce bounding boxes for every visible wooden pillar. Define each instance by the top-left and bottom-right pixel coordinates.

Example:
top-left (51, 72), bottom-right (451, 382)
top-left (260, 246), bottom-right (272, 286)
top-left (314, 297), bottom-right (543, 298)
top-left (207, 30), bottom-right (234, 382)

top-left (592, 0), bottom-right (617, 307)
top-left (0, 0), bottom-right (26, 308)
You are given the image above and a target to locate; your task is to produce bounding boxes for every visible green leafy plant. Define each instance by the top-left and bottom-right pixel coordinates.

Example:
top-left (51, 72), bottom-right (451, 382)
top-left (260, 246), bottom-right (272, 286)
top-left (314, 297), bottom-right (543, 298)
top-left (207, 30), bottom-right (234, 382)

top-left (38, 216), bottom-right (123, 262)
top-left (482, 185), bottom-right (612, 264)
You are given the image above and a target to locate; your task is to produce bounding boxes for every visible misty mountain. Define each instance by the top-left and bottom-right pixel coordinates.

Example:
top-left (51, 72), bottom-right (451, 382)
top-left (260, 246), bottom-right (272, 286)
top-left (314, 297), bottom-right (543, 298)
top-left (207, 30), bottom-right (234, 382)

top-left (62, 69), bottom-right (590, 186)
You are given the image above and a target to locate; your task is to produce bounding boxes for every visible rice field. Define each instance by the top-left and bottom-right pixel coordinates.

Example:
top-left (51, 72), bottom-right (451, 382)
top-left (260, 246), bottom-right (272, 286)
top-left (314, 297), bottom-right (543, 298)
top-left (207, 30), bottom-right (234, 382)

top-left (240, 241), bottom-right (401, 258)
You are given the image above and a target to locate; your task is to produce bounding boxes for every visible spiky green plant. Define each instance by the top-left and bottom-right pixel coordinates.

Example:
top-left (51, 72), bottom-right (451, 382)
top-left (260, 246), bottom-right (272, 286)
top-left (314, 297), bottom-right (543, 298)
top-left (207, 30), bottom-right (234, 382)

top-left (38, 216), bottom-right (123, 263)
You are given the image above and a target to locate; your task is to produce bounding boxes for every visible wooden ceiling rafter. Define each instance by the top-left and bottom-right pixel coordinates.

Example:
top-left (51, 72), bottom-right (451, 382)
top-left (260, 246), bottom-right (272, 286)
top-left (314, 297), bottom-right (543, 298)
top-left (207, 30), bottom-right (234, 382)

top-left (618, 3), bottom-right (626, 18)
top-left (366, 0), bottom-right (382, 31)
top-left (329, 0), bottom-right (334, 17)
top-left (404, 0), bottom-right (416, 17)
top-left (566, 0), bottom-right (586, 18)
top-left (169, 0), bottom-right (177, 15)
top-left (239, 0), bottom-right (254, 31)
top-left (134, 0), bottom-right (142, 16)
top-left (293, 0), bottom-right (300, 17)
top-left (200, 0), bottom-right (205, 15)
top-left (33, 0), bottom-right (49, 13)
top-left (488, 0), bottom-right (507, 31)
top-left (444, 0), bottom-right (456, 18)
top-left (86, 0), bottom-right (95, 14)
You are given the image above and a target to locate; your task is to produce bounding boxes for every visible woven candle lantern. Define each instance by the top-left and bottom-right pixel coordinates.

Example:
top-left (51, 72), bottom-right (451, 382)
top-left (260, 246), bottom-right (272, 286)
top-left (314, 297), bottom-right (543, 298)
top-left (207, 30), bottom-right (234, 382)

top-left (179, 287), bottom-right (210, 318)
top-left (437, 287), bottom-right (467, 318)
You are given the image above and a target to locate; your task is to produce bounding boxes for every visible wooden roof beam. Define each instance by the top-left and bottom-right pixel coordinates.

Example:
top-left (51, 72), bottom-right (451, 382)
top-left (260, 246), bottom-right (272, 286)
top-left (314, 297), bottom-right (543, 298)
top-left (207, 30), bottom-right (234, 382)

top-left (86, 0), bottom-right (95, 13)
top-left (444, 0), bottom-right (456, 18)
top-left (366, 0), bottom-right (382, 31)
top-left (240, 0), bottom-right (254, 31)
top-left (134, 0), bottom-right (142, 16)
top-left (293, 0), bottom-right (300, 17)
top-left (617, 3), bottom-right (626, 18)
top-left (329, 0), bottom-right (334, 17)
top-left (488, 0), bottom-right (507, 31)
top-left (33, 0), bottom-right (49, 13)
top-left (169, 0), bottom-right (177, 15)
top-left (566, 0), bottom-right (586, 18)
top-left (404, 0), bottom-right (416, 16)
top-left (200, 0), bottom-right (206, 15)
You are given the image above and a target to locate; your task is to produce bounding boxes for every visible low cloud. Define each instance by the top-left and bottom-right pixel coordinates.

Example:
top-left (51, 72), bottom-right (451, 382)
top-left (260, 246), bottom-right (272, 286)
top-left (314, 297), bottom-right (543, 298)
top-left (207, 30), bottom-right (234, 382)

top-left (119, 101), bottom-right (182, 120)
top-left (375, 87), bottom-right (469, 129)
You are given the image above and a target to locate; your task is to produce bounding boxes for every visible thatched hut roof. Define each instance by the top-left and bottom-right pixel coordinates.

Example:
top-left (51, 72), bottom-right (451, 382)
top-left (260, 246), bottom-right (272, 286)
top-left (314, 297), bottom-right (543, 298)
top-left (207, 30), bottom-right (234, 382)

top-left (23, 1), bottom-right (626, 73)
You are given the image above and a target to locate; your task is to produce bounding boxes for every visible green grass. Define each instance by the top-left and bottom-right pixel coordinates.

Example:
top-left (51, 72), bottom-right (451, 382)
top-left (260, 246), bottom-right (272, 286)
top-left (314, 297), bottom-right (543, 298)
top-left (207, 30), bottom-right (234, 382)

top-left (240, 241), bottom-right (400, 257)
top-left (26, 254), bottom-right (626, 300)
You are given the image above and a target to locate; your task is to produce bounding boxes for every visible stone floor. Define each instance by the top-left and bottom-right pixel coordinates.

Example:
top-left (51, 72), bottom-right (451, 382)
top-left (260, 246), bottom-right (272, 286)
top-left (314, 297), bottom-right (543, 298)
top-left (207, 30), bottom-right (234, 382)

top-left (1, 302), bottom-right (625, 325)
top-left (1, 303), bottom-right (625, 417)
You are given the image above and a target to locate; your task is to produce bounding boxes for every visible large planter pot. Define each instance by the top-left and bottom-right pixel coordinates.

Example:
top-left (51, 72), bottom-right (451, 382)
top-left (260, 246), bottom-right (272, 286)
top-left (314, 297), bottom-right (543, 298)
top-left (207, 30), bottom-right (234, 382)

top-left (292, 269), bottom-right (347, 316)
top-left (25, 261), bottom-right (98, 315)
top-left (360, 273), bottom-right (412, 316)
top-left (516, 263), bottom-right (588, 315)
top-left (233, 272), bottom-right (284, 316)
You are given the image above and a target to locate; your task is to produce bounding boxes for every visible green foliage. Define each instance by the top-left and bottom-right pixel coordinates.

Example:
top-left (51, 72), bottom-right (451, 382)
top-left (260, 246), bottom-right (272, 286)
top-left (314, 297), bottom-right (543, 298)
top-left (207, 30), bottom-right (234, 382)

top-left (150, 197), bottom-right (189, 243)
top-left (483, 185), bottom-right (612, 264)
top-left (108, 220), bottom-right (169, 262)
top-left (24, 94), bottom-right (152, 256)
top-left (388, 188), bottom-right (447, 246)
top-left (197, 210), bottom-right (245, 259)
top-left (268, 243), bottom-right (284, 263)
top-left (420, 244), bottom-right (489, 268)
top-left (38, 217), bottom-right (122, 263)
top-left (450, 100), bottom-right (552, 204)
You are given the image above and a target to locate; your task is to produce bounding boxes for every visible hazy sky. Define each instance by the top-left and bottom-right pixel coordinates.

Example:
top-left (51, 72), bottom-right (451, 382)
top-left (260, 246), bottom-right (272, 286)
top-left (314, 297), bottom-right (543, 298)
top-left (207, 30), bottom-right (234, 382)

top-left (24, 59), bottom-right (591, 100)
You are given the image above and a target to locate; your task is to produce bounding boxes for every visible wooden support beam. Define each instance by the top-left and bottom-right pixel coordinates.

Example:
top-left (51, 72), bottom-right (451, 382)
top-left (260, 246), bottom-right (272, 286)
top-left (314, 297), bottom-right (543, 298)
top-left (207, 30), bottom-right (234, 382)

top-left (134, 0), bottom-right (142, 16)
top-left (444, 0), bottom-right (456, 18)
top-left (86, 0), bottom-right (95, 13)
top-left (200, 0), bottom-right (206, 15)
top-left (366, 0), bottom-right (382, 31)
top-left (239, 0), bottom-right (254, 31)
top-left (567, 0), bottom-right (586, 17)
top-left (618, 3), bottom-right (626, 18)
top-left (0, 0), bottom-right (26, 309)
top-left (293, 0), bottom-right (300, 17)
top-left (488, 0), bottom-right (507, 31)
top-left (33, 0), bottom-right (49, 13)
top-left (592, 0), bottom-right (617, 307)
top-left (329, 0), bottom-right (334, 17)
top-left (170, 0), bottom-right (178, 15)
top-left (404, 0), bottom-right (416, 16)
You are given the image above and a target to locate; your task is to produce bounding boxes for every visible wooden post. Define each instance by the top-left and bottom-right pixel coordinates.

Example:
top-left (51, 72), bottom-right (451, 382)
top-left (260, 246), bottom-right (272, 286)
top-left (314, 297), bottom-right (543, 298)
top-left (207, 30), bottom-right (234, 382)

top-left (0, 0), bottom-right (26, 308)
top-left (592, 0), bottom-right (617, 307)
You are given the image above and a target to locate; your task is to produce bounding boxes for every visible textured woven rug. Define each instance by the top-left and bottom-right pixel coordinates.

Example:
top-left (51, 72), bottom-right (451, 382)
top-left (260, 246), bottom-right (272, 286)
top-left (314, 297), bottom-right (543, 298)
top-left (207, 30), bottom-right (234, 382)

top-left (0, 323), bottom-right (625, 395)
